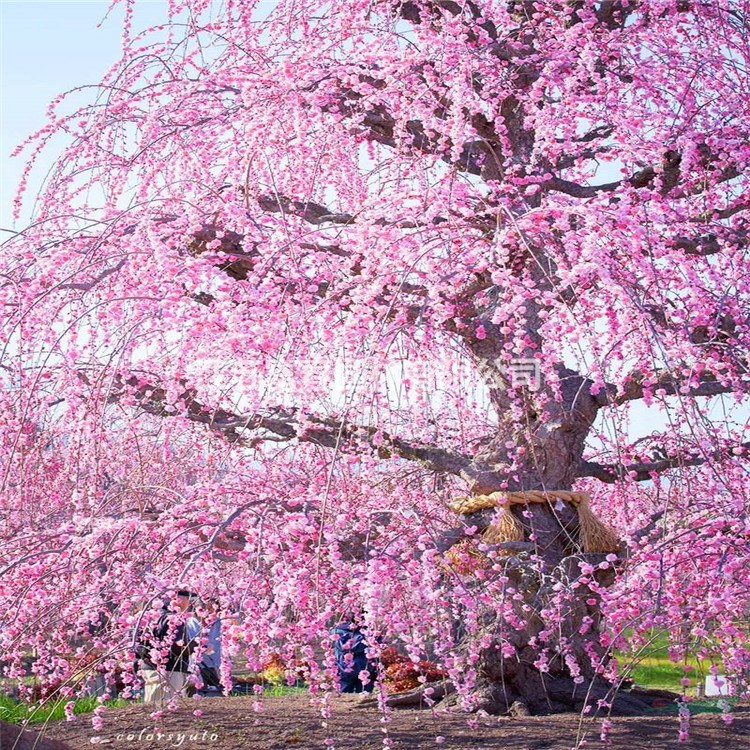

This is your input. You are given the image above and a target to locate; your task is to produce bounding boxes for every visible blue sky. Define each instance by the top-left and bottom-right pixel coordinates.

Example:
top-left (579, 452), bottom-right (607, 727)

top-left (0, 0), bottom-right (168, 230)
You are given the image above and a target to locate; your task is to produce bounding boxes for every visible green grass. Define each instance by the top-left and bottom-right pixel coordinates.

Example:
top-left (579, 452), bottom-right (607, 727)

top-left (629, 659), bottom-right (691, 691)
top-left (614, 628), bottom-right (742, 715)
top-left (616, 629), bottom-right (713, 694)
top-left (261, 683), bottom-right (307, 697)
top-left (0, 694), bottom-right (128, 726)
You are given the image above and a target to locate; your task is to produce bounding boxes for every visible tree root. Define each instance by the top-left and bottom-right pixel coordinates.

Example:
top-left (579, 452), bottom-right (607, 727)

top-left (354, 680), bottom-right (455, 708)
top-left (354, 677), bottom-right (681, 717)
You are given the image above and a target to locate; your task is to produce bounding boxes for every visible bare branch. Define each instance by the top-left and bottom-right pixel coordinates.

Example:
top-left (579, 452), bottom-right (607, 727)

top-left (673, 227), bottom-right (748, 256)
top-left (575, 125), bottom-right (615, 143)
top-left (58, 260), bottom-right (127, 292)
top-left (544, 150), bottom-right (682, 197)
top-left (546, 143), bottom-right (742, 201)
top-left (554, 145), bottom-right (615, 171)
top-left (257, 193), bottom-right (453, 230)
top-left (709, 200), bottom-right (750, 220)
top-left (543, 175), bottom-right (620, 198)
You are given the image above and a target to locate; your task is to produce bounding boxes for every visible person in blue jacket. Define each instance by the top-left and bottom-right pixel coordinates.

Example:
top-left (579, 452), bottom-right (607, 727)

top-left (331, 617), bottom-right (377, 693)
top-left (186, 598), bottom-right (224, 695)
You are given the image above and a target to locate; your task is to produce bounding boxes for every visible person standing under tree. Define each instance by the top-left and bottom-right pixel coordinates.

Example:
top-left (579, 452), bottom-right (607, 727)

top-left (331, 617), bottom-right (377, 694)
top-left (186, 598), bottom-right (224, 695)
top-left (136, 589), bottom-right (198, 704)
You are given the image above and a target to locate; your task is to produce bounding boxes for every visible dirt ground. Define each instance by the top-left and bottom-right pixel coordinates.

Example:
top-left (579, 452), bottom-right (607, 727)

top-left (16, 694), bottom-right (750, 750)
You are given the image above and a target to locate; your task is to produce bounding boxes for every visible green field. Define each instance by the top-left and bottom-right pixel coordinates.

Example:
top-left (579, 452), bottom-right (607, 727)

top-left (0, 694), bottom-right (128, 726)
top-left (617, 630), bottom-right (714, 693)
top-left (613, 629), bottom-right (742, 714)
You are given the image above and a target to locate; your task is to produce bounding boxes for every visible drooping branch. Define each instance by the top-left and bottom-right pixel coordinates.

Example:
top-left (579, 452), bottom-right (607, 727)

top-left (181, 209), bottom-right (496, 334)
top-left (578, 441), bottom-right (750, 483)
top-left (162, 202), bottom-right (452, 296)
top-left (327, 12), bottom-right (742, 196)
top-left (593, 304), bottom-right (748, 406)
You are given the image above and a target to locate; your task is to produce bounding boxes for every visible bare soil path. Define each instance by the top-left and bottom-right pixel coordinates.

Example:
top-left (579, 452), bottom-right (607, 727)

top-left (19, 695), bottom-right (750, 750)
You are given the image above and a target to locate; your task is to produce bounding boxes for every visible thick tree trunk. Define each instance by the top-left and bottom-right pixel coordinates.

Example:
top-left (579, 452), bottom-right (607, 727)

top-left (447, 551), bottom-right (628, 715)
top-left (440, 362), bottom-right (658, 714)
top-left (441, 501), bottom-right (660, 715)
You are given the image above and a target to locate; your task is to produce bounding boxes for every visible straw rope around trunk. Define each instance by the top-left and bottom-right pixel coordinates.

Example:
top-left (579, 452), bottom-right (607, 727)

top-left (449, 490), bottom-right (620, 554)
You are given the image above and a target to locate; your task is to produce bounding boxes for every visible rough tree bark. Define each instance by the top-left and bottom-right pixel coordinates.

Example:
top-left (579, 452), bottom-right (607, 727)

top-left (435, 346), bottom-right (659, 715)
